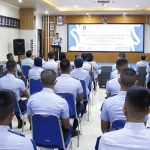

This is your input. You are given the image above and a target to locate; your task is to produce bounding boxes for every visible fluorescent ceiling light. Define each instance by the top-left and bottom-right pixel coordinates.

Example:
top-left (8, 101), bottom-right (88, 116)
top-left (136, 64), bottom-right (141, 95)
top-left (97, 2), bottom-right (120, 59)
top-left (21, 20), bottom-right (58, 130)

top-left (135, 5), bottom-right (139, 7)
top-left (123, 12), bottom-right (126, 15)
top-left (45, 11), bottom-right (48, 14)
top-left (86, 13), bottom-right (89, 15)
top-left (18, 0), bottom-right (22, 2)
top-left (74, 5), bottom-right (77, 8)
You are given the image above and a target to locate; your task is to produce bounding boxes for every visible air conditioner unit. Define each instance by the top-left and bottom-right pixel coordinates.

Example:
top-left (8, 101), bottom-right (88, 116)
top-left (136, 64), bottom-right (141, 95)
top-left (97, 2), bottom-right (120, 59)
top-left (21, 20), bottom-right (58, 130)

top-left (93, 0), bottom-right (111, 3)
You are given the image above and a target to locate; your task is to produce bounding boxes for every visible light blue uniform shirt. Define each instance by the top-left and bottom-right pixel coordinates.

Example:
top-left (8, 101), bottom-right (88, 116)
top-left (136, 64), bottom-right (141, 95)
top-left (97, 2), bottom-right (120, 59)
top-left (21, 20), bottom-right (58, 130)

top-left (3, 64), bottom-right (22, 77)
top-left (54, 74), bottom-right (83, 101)
top-left (112, 64), bottom-right (131, 71)
top-left (82, 61), bottom-right (93, 72)
top-left (106, 74), bottom-right (120, 96)
top-left (53, 37), bottom-right (62, 47)
top-left (99, 122), bottom-right (150, 150)
top-left (42, 59), bottom-right (59, 76)
top-left (28, 66), bottom-right (43, 80)
top-left (88, 61), bottom-right (98, 80)
top-left (21, 58), bottom-right (34, 68)
top-left (146, 64), bottom-right (150, 81)
top-left (0, 125), bottom-right (35, 150)
top-left (110, 70), bottom-right (118, 79)
top-left (27, 88), bottom-right (69, 119)
top-left (135, 60), bottom-right (148, 73)
top-left (100, 91), bottom-right (148, 123)
top-left (70, 68), bottom-right (90, 95)
top-left (0, 74), bottom-right (26, 101)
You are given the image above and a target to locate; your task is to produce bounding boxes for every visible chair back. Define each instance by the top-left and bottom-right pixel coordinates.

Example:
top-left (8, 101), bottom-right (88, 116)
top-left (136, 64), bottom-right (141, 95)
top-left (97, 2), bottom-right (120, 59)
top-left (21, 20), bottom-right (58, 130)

top-left (138, 67), bottom-right (146, 86)
top-left (101, 66), bottom-right (112, 86)
top-left (57, 93), bottom-right (76, 118)
top-left (32, 114), bottom-right (65, 149)
top-left (80, 80), bottom-right (87, 99)
top-left (22, 65), bottom-right (31, 78)
top-left (30, 79), bottom-right (43, 95)
top-left (110, 119), bottom-right (126, 130)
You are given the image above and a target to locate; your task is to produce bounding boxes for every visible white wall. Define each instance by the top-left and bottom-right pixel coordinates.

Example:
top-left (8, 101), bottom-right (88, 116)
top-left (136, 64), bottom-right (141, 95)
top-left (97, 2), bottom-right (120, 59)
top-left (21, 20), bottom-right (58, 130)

top-left (56, 24), bottom-right (150, 53)
top-left (0, 1), bottom-right (19, 61)
top-left (36, 14), bottom-right (42, 30)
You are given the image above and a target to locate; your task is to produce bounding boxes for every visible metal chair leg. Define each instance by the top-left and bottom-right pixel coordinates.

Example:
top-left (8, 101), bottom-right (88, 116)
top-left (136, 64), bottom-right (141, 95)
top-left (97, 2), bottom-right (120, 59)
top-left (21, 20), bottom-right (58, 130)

top-left (77, 121), bottom-right (79, 147)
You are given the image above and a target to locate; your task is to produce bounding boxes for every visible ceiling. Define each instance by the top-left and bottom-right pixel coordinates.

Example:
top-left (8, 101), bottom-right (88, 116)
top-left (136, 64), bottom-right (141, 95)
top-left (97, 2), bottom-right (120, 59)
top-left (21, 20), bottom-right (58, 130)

top-left (1, 0), bottom-right (150, 15)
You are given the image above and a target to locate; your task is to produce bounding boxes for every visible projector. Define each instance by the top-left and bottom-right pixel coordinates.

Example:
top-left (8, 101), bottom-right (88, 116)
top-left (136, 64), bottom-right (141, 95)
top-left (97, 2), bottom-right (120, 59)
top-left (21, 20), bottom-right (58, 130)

top-left (93, 0), bottom-right (111, 3)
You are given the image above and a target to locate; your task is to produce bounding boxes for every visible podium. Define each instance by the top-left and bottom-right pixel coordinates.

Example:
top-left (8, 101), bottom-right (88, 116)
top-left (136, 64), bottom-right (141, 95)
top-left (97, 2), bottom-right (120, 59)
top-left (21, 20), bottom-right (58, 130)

top-left (51, 44), bottom-right (61, 61)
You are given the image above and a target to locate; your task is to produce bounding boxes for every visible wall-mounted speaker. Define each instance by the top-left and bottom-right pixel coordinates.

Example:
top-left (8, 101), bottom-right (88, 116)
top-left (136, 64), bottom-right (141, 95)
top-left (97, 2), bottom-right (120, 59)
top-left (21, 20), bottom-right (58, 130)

top-left (13, 39), bottom-right (25, 56)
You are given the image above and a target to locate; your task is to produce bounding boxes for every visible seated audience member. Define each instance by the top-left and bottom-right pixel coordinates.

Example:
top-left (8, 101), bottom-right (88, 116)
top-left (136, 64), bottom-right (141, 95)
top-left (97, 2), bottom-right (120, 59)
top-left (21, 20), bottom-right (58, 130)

top-left (101, 68), bottom-right (149, 133)
top-left (70, 56), bottom-right (90, 113)
top-left (28, 57), bottom-right (43, 80)
top-left (112, 52), bottom-right (126, 71)
top-left (42, 51), bottom-right (59, 76)
top-left (87, 53), bottom-right (98, 90)
top-left (21, 50), bottom-right (34, 68)
top-left (0, 60), bottom-right (30, 128)
top-left (27, 69), bottom-right (72, 141)
top-left (54, 59), bottom-right (84, 136)
top-left (56, 52), bottom-right (66, 64)
top-left (99, 86), bottom-right (150, 150)
top-left (135, 54), bottom-right (148, 73)
top-left (3, 53), bottom-right (24, 78)
top-left (81, 53), bottom-right (93, 73)
top-left (106, 59), bottom-right (128, 97)
top-left (39, 54), bottom-right (46, 64)
top-left (70, 54), bottom-right (79, 69)
top-left (0, 90), bottom-right (35, 150)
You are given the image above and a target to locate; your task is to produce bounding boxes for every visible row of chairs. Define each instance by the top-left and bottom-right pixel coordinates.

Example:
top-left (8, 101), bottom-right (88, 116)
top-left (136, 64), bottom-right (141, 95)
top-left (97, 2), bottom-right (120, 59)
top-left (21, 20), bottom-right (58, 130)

top-left (98, 66), bottom-right (148, 88)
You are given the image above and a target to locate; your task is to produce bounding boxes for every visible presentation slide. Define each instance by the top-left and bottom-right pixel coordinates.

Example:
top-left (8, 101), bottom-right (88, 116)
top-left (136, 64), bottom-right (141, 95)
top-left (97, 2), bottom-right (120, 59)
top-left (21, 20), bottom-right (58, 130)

top-left (67, 24), bottom-right (144, 52)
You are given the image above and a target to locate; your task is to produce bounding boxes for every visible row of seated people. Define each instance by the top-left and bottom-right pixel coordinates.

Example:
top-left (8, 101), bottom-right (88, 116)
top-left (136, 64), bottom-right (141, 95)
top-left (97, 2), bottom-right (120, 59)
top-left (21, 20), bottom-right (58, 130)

top-left (0, 52), bottom-right (97, 149)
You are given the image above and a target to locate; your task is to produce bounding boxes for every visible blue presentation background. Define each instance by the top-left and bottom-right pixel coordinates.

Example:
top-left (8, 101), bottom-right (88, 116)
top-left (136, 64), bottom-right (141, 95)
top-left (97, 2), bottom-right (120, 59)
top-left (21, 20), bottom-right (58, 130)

top-left (67, 24), bottom-right (144, 52)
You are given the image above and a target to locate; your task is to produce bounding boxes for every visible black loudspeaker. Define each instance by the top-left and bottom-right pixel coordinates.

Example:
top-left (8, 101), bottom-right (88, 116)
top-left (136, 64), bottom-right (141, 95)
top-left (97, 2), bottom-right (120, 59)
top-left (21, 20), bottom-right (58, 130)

top-left (13, 39), bottom-right (25, 56)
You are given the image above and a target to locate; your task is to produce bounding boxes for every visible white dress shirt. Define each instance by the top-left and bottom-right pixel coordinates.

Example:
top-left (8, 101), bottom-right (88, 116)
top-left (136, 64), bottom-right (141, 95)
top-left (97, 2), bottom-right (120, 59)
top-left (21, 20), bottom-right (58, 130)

top-left (42, 59), bottom-right (59, 76)
top-left (28, 66), bottom-right (43, 80)
top-left (88, 61), bottom-right (98, 80)
top-left (110, 70), bottom-right (118, 79)
top-left (100, 91), bottom-right (148, 123)
top-left (54, 74), bottom-right (83, 101)
top-left (112, 64), bottom-right (131, 71)
top-left (21, 58), bottom-right (34, 68)
top-left (70, 68), bottom-right (90, 95)
top-left (99, 122), bottom-right (150, 150)
top-left (27, 88), bottom-right (69, 119)
top-left (0, 74), bottom-right (26, 101)
top-left (106, 74), bottom-right (120, 96)
top-left (3, 64), bottom-right (22, 77)
top-left (0, 125), bottom-right (34, 150)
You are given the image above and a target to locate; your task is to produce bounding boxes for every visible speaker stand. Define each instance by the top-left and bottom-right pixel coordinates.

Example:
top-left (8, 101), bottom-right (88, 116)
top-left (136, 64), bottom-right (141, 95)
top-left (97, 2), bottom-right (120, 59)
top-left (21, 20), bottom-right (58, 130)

top-left (18, 55), bottom-right (21, 66)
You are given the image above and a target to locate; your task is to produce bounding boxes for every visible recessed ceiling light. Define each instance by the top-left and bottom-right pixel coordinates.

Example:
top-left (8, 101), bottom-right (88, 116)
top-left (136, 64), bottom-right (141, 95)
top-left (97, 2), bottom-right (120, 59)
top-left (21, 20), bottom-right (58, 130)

top-left (74, 5), bottom-right (77, 8)
top-left (104, 4), bottom-right (107, 7)
top-left (123, 12), bottom-right (126, 15)
top-left (18, 0), bottom-right (22, 2)
top-left (86, 13), bottom-right (89, 15)
top-left (45, 11), bottom-right (48, 14)
top-left (135, 5), bottom-right (139, 8)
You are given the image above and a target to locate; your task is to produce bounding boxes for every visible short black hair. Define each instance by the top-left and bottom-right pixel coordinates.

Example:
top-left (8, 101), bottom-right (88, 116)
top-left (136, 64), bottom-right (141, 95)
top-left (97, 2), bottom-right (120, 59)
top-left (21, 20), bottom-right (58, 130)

top-left (0, 90), bottom-right (14, 122)
top-left (141, 54), bottom-right (146, 60)
top-left (119, 52), bottom-right (126, 59)
top-left (59, 52), bottom-right (66, 61)
top-left (81, 53), bottom-right (88, 61)
top-left (41, 69), bottom-right (56, 87)
top-left (125, 86), bottom-right (150, 119)
top-left (48, 51), bottom-right (55, 59)
top-left (116, 58), bottom-right (128, 71)
top-left (26, 50), bottom-right (32, 57)
top-left (120, 68), bottom-right (137, 88)
top-left (75, 55), bottom-right (79, 58)
top-left (7, 53), bottom-right (13, 60)
top-left (87, 53), bottom-right (93, 62)
top-left (56, 33), bottom-right (59, 35)
top-left (60, 59), bottom-right (70, 72)
top-left (39, 54), bottom-right (44, 59)
top-left (6, 60), bottom-right (17, 72)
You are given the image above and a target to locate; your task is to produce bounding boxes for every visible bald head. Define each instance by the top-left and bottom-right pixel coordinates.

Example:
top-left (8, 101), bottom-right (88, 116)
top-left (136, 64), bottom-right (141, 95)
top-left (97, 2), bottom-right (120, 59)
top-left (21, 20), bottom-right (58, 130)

top-left (41, 69), bottom-right (56, 87)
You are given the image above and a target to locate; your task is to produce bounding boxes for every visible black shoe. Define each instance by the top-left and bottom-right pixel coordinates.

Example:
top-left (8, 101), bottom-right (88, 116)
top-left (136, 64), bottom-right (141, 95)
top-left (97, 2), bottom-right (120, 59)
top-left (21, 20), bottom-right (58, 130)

top-left (30, 125), bottom-right (31, 130)
top-left (71, 130), bottom-right (80, 137)
top-left (83, 110), bottom-right (87, 114)
top-left (18, 119), bottom-right (26, 129)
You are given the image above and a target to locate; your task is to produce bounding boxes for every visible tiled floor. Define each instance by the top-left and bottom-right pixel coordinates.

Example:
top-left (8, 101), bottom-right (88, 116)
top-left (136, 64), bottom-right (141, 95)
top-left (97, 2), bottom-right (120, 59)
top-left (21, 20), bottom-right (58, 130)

top-left (11, 87), bottom-right (150, 150)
